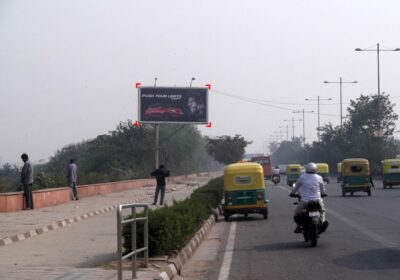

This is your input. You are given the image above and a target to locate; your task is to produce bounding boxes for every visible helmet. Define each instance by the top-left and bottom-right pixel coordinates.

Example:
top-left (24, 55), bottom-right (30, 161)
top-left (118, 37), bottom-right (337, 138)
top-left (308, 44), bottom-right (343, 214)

top-left (305, 162), bottom-right (317, 174)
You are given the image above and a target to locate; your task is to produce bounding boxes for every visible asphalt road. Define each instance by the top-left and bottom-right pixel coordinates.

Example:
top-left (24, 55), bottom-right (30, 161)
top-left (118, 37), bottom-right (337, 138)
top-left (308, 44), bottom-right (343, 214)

top-left (180, 178), bottom-right (400, 280)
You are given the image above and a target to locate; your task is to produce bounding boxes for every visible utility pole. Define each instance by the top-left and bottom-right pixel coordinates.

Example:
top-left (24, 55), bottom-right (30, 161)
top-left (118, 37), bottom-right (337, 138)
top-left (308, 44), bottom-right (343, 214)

top-left (305, 96), bottom-right (332, 142)
top-left (284, 118), bottom-right (302, 140)
top-left (154, 77), bottom-right (159, 168)
top-left (190, 77), bottom-right (195, 87)
top-left (324, 78), bottom-right (357, 128)
top-left (279, 125), bottom-right (289, 141)
top-left (355, 43), bottom-right (400, 135)
top-left (293, 109), bottom-right (314, 146)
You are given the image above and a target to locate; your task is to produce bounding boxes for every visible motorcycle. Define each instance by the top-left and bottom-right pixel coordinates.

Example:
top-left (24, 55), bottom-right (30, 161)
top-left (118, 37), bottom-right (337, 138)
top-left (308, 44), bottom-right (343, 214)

top-left (272, 174), bottom-right (280, 185)
top-left (290, 193), bottom-right (327, 247)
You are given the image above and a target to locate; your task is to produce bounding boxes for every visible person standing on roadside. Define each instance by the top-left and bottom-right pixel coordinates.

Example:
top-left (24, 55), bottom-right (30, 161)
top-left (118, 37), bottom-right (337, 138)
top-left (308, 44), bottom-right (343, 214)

top-left (151, 164), bottom-right (170, 205)
top-left (67, 159), bottom-right (79, 200)
top-left (20, 153), bottom-right (34, 210)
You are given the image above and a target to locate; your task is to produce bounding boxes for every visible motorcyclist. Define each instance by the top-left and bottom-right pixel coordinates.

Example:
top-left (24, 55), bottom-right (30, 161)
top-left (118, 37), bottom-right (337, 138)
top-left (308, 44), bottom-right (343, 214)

top-left (290, 162), bottom-right (329, 234)
top-left (272, 167), bottom-right (280, 180)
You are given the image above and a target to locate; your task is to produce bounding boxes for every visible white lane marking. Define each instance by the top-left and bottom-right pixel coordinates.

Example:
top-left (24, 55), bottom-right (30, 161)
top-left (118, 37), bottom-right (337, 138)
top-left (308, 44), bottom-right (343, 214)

top-left (326, 207), bottom-right (397, 248)
top-left (277, 185), bottom-right (398, 248)
top-left (217, 221), bottom-right (237, 280)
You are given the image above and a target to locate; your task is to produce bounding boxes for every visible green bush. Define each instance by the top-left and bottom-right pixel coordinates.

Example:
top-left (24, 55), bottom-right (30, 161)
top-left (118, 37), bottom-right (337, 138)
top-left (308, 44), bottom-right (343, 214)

top-left (122, 177), bottom-right (223, 256)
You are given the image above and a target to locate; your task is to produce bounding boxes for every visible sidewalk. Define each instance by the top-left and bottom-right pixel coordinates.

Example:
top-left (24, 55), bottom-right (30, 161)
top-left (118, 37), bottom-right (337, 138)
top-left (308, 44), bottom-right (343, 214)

top-left (0, 173), bottom-right (220, 280)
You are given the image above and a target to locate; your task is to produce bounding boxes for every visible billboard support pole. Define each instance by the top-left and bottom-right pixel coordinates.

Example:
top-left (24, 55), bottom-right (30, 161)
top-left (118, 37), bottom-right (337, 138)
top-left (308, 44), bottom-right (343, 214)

top-left (155, 124), bottom-right (159, 168)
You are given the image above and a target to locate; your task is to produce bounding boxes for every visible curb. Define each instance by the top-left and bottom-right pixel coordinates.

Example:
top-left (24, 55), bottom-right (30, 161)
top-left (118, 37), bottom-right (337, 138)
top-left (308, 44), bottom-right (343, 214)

top-left (155, 206), bottom-right (221, 280)
top-left (0, 193), bottom-right (154, 247)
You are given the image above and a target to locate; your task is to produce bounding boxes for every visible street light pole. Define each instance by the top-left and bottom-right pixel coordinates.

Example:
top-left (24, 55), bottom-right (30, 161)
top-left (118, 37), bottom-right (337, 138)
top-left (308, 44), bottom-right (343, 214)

top-left (324, 78), bottom-right (357, 128)
top-left (190, 77), bottom-right (196, 87)
top-left (305, 96), bottom-right (332, 142)
top-left (284, 118), bottom-right (302, 140)
top-left (355, 43), bottom-right (400, 133)
top-left (279, 125), bottom-right (289, 141)
top-left (293, 109), bottom-right (314, 146)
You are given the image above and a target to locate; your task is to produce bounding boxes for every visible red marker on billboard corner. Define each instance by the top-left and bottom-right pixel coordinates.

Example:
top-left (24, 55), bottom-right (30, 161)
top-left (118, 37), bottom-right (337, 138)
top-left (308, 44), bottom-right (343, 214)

top-left (205, 84), bottom-right (212, 90)
top-left (206, 122), bottom-right (212, 128)
top-left (134, 121), bottom-right (142, 127)
top-left (135, 82), bottom-right (141, 88)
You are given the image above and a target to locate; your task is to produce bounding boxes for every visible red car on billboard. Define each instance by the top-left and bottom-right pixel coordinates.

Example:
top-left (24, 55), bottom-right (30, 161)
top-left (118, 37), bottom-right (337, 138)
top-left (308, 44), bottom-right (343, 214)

top-left (144, 104), bottom-right (184, 121)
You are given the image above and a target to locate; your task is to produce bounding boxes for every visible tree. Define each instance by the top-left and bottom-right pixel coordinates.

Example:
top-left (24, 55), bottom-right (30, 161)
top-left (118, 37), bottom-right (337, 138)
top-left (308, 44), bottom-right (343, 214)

top-left (346, 93), bottom-right (397, 139)
top-left (271, 138), bottom-right (306, 165)
top-left (205, 134), bottom-right (252, 165)
top-left (312, 93), bottom-right (399, 174)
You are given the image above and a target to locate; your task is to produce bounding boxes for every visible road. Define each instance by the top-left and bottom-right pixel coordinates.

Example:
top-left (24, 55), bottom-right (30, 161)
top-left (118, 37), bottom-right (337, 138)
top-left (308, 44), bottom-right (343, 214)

top-left (178, 178), bottom-right (400, 280)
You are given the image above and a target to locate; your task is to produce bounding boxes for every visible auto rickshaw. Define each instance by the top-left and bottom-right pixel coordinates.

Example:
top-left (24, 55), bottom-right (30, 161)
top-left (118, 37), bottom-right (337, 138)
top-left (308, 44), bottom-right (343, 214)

top-left (341, 158), bottom-right (372, 196)
top-left (287, 164), bottom-right (302, 187)
top-left (381, 159), bottom-right (400, 189)
top-left (316, 163), bottom-right (330, 183)
top-left (337, 162), bottom-right (342, 183)
top-left (223, 162), bottom-right (268, 221)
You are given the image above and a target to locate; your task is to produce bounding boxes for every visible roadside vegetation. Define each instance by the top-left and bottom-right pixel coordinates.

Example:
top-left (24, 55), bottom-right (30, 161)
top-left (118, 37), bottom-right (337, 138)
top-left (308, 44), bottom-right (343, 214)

top-left (122, 176), bottom-right (223, 256)
top-left (0, 121), bottom-right (222, 192)
top-left (271, 93), bottom-right (400, 175)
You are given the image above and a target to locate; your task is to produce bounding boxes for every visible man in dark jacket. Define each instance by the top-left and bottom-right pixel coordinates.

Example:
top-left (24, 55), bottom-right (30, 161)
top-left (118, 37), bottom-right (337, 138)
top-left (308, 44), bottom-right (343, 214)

top-left (151, 164), bottom-right (170, 205)
top-left (67, 159), bottom-right (79, 200)
top-left (20, 153), bottom-right (34, 210)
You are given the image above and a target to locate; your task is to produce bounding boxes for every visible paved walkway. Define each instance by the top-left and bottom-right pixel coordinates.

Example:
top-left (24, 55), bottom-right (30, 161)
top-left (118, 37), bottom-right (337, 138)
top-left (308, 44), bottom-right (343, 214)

top-left (0, 173), bottom-right (220, 279)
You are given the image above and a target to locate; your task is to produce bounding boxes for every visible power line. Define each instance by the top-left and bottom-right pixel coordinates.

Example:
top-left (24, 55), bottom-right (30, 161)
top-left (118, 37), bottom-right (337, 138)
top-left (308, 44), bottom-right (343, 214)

top-left (211, 88), bottom-right (340, 117)
top-left (212, 89), bottom-right (341, 106)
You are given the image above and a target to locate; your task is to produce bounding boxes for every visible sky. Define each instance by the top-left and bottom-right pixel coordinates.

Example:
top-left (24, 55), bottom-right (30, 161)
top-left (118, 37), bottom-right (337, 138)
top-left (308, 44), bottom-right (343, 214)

top-left (1, 0), bottom-right (400, 165)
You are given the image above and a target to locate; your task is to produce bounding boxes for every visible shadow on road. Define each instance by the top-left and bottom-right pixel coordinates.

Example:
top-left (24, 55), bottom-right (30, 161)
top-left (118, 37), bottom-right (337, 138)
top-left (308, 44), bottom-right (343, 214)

top-left (253, 241), bottom-right (312, 252)
top-left (333, 248), bottom-right (400, 270)
top-left (226, 216), bottom-right (266, 222)
top-left (77, 252), bottom-right (116, 268)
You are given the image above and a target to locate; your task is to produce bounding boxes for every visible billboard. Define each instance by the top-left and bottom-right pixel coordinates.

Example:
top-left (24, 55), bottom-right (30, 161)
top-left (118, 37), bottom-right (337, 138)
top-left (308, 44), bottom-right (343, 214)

top-left (138, 87), bottom-right (208, 124)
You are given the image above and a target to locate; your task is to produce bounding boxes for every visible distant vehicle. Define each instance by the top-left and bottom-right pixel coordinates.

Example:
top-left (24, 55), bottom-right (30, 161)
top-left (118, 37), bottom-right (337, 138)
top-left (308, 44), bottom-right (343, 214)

top-left (144, 104), bottom-right (184, 120)
top-left (316, 163), bottom-right (330, 183)
top-left (381, 159), bottom-right (400, 189)
top-left (278, 164), bottom-right (287, 175)
top-left (287, 164), bottom-right (302, 187)
top-left (337, 162), bottom-right (342, 183)
top-left (251, 156), bottom-right (272, 179)
top-left (341, 158), bottom-right (372, 196)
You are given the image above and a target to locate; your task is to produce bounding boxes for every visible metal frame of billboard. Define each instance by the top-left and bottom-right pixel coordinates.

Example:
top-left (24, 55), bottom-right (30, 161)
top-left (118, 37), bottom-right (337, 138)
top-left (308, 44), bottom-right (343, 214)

top-left (138, 86), bottom-right (209, 124)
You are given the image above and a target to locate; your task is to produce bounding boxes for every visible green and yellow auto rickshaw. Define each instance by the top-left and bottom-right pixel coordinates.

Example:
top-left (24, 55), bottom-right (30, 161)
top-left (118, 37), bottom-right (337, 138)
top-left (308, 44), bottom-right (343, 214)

top-left (381, 159), bottom-right (400, 189)
top-left (223, 162), bottom-right (268, 221)
top-left (316, 163), bottom-right (330, 183)
top-left (287, 164), bottom-right (302, 187)
top-left (337, 162), bottom-right (342, 183)
top-left (341, 158), bottom-right (372, 196)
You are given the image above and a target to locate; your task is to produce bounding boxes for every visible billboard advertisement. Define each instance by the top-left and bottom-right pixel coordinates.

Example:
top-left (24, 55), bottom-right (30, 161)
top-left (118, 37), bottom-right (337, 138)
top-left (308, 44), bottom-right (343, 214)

top-left (138, 87), bottom-right (208, 124)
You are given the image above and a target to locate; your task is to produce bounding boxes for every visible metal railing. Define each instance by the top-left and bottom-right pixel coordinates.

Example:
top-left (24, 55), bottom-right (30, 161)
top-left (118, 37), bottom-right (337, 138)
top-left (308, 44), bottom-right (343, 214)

top-left (117, 203), bottom-right (149, 280)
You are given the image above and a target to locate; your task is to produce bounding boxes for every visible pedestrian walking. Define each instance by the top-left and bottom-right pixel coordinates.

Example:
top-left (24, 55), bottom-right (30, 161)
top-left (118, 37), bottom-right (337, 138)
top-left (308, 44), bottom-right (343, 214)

top-left (67, 159), bottom-right (79, 200)
top-left (20, 153), bottom-right (34, 210)
top-left (151, 164), bottom-right (170, 205)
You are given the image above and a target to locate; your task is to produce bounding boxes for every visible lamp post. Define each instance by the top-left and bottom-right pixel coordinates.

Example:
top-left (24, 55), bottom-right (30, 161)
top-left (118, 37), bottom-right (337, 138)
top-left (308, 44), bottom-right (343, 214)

top-left (284, 118), bottom-right (302, 140)
top-left (190, 77), bottom-right (196, 87)
top-left (279, 125), bottom-right (289, 141)
top-left (293, 109), bottom-right (314, 146)
top-left (355, 43), bottom-right (400, 133)
top-left (324, 78), bottom-right (357, 128)
top-left (305, 96), bottom-right (332, 142)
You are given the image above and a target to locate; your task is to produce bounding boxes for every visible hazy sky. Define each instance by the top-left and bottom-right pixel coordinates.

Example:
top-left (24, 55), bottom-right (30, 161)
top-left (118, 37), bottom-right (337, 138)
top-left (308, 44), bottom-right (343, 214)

top-left (1, 0), bottom-right (400, 164)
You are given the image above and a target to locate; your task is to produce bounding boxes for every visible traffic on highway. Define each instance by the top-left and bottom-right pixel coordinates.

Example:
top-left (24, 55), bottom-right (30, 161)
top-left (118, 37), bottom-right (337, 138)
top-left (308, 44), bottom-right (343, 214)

top-left (178, 161), bottom-right (400, 280)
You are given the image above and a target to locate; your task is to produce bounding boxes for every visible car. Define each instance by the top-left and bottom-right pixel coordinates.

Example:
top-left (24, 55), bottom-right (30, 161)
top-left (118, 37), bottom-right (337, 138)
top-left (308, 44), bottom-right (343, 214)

top-left (144, 104), bottom-right (184, 121)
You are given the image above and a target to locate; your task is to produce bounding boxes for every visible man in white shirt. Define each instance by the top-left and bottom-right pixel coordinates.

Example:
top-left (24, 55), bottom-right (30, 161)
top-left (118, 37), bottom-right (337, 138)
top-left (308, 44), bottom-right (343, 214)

top-left (290, 162), bottom-right (328, 233)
